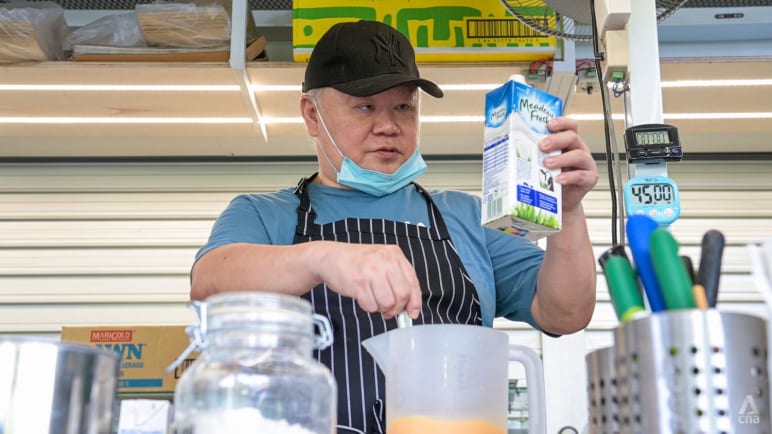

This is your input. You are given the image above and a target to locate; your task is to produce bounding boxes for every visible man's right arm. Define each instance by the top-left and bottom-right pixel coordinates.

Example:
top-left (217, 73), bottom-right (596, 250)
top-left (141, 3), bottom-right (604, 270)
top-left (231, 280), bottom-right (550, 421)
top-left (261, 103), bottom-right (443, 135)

top-left (190, 241), bottom-right (422, 320)
top-left (191, 242), bottom-right (330, 300)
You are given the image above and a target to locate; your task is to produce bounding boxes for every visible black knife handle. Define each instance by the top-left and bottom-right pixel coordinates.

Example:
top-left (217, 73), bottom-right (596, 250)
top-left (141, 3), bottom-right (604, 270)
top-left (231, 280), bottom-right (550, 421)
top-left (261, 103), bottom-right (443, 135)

top-left (697, 230), bottom-right (725, 308)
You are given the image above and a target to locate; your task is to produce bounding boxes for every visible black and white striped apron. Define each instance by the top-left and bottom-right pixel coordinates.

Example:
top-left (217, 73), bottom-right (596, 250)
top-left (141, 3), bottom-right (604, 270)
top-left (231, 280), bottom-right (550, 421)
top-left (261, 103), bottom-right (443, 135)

top-left (292, 175), bottom-right (483, 434)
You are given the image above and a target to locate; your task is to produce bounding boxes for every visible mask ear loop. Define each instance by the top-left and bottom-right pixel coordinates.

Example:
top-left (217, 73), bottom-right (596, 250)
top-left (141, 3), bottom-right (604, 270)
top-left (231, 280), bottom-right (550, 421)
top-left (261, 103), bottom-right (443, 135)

top-left (314, 136), bottom-right (339, 177)
top-left (311, 100), bottom-right (346, 176)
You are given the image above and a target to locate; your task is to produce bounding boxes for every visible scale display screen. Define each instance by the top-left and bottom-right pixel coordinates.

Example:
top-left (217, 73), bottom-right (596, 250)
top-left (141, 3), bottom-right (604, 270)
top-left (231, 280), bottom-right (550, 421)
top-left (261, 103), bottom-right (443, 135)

top-left (624, 123), bottom-right (682, 162)
top-left (634, 130), bottom-right (670, 147)
top-left (624, 176), bottom-right (680, 225)
top-left (627, 182), bottom-right (675, 206)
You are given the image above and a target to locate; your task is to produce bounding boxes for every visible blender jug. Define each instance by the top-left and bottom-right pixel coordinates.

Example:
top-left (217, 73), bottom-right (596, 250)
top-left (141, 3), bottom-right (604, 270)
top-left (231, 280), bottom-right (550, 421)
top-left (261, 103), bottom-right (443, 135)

top-left (362, 324), bottom-right (545, 434)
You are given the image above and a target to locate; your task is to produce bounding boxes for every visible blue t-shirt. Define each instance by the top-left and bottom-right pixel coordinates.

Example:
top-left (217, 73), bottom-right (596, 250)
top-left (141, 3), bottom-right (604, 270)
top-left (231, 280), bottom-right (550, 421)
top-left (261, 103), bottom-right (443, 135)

top-left (195, 182), bottom-right (545, 329)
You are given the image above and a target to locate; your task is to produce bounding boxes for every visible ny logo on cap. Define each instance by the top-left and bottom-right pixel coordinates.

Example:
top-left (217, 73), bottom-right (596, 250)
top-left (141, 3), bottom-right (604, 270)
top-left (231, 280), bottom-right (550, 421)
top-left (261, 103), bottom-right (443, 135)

top-left (372, 30), bottom-right (406, 67)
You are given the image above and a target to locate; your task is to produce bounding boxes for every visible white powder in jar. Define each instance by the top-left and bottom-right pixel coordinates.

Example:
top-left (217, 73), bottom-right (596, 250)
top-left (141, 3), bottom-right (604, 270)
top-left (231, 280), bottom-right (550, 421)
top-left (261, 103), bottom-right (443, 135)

top-left (186, 408), bottom-right (317, 434)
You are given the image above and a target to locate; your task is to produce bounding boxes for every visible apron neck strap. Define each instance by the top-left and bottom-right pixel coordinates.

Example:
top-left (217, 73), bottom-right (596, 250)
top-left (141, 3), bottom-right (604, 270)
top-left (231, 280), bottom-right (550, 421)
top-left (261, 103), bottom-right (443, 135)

top-left (293, 174), bottom-right (450, 239)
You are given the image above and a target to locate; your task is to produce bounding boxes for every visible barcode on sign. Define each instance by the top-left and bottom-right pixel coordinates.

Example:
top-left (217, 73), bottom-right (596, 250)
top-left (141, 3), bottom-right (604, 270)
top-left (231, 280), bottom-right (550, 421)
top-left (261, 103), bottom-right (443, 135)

top-left (467, 19), bottom-right (549, 39)
top-left (487, 198), bottom-right (503, 219)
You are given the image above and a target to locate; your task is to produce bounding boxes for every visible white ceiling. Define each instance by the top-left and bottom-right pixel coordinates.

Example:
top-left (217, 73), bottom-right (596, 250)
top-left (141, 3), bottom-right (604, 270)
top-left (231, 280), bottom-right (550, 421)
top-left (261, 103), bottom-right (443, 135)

top-left (0, 5), bottom-right (771, 159)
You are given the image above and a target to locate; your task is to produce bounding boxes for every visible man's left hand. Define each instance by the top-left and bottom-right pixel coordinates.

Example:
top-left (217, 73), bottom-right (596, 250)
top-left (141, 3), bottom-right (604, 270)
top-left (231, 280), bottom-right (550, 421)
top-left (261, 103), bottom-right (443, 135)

top-left (539, 116), bottom-right (599, 213)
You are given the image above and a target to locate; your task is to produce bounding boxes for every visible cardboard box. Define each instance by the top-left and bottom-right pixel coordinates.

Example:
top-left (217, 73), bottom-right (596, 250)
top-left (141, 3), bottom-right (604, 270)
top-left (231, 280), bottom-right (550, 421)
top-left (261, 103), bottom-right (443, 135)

top-left (61, 325), bottom-right (198, 397)
top-left (69, 0), bottom-right (266, 63)
top-left (136, 4), bottom-right (231, 48)
top-left (292, 0), bottom-right (557, 63)
top-left (481, 76), bottom-right (563, 240)
top-left (0, 20), bottom-right (47, 62)
top-left (0, 1), bottom-right (67, 62)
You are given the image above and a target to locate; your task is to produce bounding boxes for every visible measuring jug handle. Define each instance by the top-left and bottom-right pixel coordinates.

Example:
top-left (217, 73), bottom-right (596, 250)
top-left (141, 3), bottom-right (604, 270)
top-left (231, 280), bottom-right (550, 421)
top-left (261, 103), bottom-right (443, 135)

top-left (509, 344), bottom-right (546, 434)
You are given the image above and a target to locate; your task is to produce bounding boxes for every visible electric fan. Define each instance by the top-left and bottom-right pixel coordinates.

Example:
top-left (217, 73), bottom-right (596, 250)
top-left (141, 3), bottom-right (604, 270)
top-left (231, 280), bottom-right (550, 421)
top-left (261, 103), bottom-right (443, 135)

top-left (499, 0), bottom-right (691, 42)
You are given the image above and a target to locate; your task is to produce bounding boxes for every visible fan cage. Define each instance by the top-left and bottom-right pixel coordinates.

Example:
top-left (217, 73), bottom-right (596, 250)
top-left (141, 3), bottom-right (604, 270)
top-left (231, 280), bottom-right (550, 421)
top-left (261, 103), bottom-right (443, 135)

top-left (500, 1), bottom-right (691, 42)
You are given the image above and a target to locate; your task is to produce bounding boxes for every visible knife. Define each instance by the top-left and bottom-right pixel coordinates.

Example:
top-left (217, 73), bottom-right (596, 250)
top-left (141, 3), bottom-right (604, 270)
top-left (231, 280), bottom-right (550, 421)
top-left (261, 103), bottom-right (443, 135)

top-left (697, 230), bottom-right (725, 308)
top-left (681, 255), bottom-right (709, 309)
top-left (649, 228), bottom-right (696, 310)
top-left (599, 245), bottom-right (646, 322)
top-left (626, 215), bottom-right (667, 312)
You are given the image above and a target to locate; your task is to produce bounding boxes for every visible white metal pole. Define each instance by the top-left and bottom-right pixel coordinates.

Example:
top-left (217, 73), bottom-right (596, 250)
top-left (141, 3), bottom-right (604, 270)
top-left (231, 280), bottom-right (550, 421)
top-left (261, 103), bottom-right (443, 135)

top-left (230, 0), bottom-right (267, 141)
top-left (628, 1), bottom-right (664, 126)
top-left (627, 1), bottom-right (667, 178)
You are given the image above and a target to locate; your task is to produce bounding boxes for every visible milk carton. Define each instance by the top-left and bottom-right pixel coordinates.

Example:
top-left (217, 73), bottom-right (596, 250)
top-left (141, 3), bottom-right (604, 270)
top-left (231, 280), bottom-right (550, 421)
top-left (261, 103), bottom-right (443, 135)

top-left (482, 76), bottom-right (563, 240)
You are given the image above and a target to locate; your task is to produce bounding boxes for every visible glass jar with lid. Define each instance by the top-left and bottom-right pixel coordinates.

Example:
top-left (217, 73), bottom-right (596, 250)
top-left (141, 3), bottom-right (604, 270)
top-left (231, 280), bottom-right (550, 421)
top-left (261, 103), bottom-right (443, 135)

top-left (172, 291), bottom-right (336, 434)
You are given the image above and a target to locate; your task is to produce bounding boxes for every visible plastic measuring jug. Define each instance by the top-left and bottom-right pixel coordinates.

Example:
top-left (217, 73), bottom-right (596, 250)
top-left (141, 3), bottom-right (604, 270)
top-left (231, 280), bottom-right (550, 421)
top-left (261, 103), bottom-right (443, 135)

top-left (362, 324), bottom-right (545, 434)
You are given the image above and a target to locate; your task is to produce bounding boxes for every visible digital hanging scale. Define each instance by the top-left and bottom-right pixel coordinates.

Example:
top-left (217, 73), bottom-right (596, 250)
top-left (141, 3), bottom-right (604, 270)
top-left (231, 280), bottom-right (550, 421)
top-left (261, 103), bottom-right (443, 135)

top-left (624, 123), bottom-right (682, 163)
top-left (624, 175), bottom-right (680, 225)
top-left (623, 124), bottom-right (683, 226)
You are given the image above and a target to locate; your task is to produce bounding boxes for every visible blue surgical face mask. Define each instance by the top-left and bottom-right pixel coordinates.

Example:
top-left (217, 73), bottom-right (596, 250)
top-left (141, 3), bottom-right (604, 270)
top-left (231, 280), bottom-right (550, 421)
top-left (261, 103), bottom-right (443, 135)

top-left (313, 101), bottom-right (427, 197)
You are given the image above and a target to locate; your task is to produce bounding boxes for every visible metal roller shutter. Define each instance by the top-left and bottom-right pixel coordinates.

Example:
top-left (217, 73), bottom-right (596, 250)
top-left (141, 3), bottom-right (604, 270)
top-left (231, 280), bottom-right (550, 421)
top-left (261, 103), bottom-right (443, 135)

top-left (1, 160), bottom-right (770, 342)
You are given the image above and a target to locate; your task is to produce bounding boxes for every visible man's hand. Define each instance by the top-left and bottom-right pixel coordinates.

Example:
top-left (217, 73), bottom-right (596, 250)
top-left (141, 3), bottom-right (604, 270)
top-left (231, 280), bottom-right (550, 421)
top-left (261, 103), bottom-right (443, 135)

top-left (540, 117), bottom-right (599, 213)
top-left (313, 243), bottom-right (423, 319)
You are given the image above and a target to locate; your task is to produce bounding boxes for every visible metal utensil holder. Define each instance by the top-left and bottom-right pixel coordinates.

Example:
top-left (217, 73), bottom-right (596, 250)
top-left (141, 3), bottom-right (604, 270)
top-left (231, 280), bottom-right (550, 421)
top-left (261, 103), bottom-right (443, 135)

top-left (587, 346), bottom-right (619, 434)
top-left (613, 309), bottom-right (769, 434)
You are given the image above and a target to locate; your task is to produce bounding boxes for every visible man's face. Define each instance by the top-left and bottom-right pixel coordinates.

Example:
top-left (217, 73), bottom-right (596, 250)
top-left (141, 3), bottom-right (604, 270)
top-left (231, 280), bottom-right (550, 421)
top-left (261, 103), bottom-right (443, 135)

top-left (312, 84), bottom-right (420, 177)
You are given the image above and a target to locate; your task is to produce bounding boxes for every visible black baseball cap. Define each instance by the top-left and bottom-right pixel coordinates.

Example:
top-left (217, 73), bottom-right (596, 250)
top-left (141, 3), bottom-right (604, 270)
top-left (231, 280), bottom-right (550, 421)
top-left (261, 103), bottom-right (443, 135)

top-left (302, 20), bottom-right (443, 98)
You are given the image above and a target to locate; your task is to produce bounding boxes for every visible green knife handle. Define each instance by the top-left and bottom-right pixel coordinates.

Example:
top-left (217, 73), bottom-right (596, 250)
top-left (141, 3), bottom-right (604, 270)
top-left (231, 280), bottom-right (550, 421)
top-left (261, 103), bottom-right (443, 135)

top-left (599, 245), bottom-right (645, 322)
top-left (649, 229), bottom-right (697, 310)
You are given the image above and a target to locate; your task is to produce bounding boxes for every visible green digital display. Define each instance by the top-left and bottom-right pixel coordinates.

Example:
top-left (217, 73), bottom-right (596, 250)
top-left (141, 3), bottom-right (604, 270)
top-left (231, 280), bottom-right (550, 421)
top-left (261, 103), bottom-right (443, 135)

top-left (624, 124), bottom-right (682, 162)
top-left (634, 130), bottom-right (670, 146)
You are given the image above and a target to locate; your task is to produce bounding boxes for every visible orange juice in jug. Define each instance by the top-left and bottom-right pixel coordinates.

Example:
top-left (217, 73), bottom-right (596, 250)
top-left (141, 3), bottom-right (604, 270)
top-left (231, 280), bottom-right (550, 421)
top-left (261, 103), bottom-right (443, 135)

top-left (387, 416), bottom-right (506, 434)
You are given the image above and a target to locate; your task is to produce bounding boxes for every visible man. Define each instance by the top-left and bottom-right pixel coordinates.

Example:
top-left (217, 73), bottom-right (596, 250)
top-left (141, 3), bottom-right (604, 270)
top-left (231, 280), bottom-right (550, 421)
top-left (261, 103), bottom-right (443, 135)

top-left (191, 20), bottom-right (598, 434)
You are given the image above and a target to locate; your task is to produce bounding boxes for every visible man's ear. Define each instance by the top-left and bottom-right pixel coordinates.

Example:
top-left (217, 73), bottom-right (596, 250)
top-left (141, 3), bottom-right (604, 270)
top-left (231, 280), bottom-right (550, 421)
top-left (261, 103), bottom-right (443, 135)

top-left (300, 96), bottom-right (320, 136)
